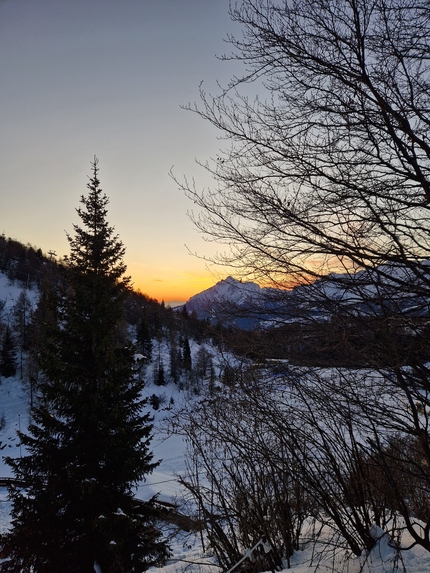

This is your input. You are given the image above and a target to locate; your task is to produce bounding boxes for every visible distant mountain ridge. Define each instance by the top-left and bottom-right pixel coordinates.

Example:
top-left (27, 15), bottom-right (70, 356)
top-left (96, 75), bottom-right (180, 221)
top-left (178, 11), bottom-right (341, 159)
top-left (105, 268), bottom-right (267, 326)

top-left (180, 264), bottom-right (430, 329)
top-left (180, 276), bottom-right (274, 328)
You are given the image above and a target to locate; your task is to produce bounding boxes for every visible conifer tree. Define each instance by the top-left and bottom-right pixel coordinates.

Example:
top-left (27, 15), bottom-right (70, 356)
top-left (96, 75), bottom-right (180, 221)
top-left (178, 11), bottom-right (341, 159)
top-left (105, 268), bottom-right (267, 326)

top-left (12, 291), bottom-right (33, 379)
top-left (0, 325), bottom-right (17, 379)
top-left (169, 342), bottom-right (181, 384)
top-left (0, 158), bottom-right (168, 572)
top-left (12, 291), bottom-right (32, 353)
top-left (136, 314), bottom-right (153, 363)
top-left (155, 362), bottom-right (166, 387)
top-left (181, 337), bottom-right (192, 371)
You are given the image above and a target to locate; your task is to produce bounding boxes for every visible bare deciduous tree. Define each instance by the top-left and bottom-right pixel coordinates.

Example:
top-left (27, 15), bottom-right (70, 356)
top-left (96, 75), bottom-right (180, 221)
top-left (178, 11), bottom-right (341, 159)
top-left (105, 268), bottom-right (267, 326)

top-left (174, 0), bottom-right (430, 563)
top-left (180, 0), bottom-right (430, 289)
top-left (171, 373), bottom-right (312, 572)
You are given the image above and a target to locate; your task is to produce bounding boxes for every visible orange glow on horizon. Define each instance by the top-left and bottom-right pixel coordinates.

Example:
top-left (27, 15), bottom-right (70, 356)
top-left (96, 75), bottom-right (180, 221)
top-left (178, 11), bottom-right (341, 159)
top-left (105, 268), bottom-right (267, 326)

top-left (133, 279), bottom-right (217, 304)
top-left (127, 259), bottom-right (343, 305)
top-left (132, 272), bottom-right (308, 303)
top-left (127, 261), bottom-right (220, 304)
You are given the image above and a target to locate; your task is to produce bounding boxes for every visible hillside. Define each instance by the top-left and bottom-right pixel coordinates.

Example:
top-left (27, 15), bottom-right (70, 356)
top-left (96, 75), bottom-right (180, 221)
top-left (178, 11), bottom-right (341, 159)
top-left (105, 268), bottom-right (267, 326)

top-left (1, 344), bottom-right (429, 571)
top-left (0, 242), bottom-right (430, 572)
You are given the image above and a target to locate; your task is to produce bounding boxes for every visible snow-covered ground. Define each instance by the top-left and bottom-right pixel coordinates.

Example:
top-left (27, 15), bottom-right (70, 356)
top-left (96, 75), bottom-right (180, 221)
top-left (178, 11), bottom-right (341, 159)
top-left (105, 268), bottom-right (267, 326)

top-left (0, 275), bottom-right (429, 571)
top-left (0, 273), bottom-right (38, 313)
top-left (1, 369), bottom-right (429, 572)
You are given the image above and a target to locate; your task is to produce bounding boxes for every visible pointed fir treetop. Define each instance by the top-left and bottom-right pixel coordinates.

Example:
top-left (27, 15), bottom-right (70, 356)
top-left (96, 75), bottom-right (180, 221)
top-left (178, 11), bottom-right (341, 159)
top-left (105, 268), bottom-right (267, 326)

top-left (66, 157), bottom-right (128, 284)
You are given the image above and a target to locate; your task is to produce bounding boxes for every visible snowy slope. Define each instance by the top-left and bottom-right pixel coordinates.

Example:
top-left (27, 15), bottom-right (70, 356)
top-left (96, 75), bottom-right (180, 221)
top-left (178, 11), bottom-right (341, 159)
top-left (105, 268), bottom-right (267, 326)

top-left (0, 273), bottom-right (38, 313)
top-left (0, 273), bottom-right (429, 571)
top-left (183, 276), bottom-right (263, 314)
top-left (180, 276), bottom-right (277, 328)
top-left (187, 276), bottom-right (262, 307)
top-left (1, 371), bottom-right (429, 572)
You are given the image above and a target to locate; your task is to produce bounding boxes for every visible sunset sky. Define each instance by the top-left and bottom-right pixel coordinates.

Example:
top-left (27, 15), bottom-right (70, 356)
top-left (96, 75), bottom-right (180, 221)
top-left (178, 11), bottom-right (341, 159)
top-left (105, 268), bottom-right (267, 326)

top-left (0, 0), bottom-right (243, 304)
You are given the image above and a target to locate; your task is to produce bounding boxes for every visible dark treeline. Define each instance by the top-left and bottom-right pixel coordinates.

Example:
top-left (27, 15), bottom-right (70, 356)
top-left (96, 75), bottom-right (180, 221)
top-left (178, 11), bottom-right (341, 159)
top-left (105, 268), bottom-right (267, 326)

top-left (0, 235), bottom-right (60, 289)
top-left (3, 233), bottom-right (429, 374)
top-left (217, 316), bottom-right (430, 368)
top-left (0, 235), bottom-right (218, 387)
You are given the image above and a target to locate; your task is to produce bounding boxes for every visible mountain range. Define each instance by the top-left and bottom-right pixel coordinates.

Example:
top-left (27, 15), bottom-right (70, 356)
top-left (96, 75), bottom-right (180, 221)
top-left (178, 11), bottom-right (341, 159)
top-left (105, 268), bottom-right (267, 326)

top-left (180, 264), bottom-right (430, 329)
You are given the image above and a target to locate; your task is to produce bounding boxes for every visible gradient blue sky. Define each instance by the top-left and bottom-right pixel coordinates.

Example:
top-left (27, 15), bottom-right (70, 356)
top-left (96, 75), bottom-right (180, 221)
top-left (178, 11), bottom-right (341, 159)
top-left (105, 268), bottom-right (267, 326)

top-left (0, 0), bottom-right (242, 303)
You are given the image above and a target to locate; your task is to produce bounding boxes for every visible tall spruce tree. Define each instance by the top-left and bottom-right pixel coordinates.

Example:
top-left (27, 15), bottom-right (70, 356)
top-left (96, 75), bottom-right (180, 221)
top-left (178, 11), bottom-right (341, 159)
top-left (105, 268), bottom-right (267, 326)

top-left (0, 159), bottom-right (168, 572)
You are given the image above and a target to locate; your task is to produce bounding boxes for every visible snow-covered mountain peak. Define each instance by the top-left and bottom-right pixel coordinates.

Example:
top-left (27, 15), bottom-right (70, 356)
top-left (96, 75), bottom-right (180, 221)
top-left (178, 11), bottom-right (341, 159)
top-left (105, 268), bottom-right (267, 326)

top-left (184, 276), bottom-right (261, 314)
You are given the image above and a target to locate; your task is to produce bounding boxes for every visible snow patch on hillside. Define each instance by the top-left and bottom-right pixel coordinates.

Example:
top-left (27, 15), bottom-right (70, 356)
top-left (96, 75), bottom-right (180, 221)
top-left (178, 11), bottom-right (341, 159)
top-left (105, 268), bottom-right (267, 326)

top-left (0, 273), bottom-right (38, 313)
